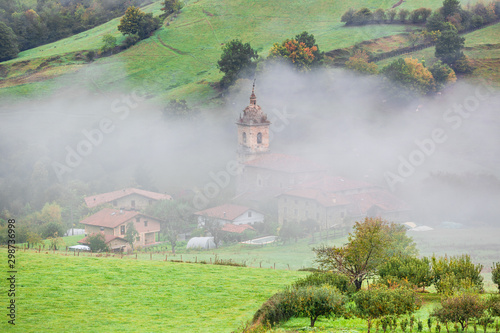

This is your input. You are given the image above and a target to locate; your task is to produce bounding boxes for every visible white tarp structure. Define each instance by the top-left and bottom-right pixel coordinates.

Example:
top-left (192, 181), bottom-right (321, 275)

top-left (186, 237), bottom-right (216, 250)
top-left (68, 245), bottom-right (91, 251)
top-left (241, 235), bottom-right (277, 245)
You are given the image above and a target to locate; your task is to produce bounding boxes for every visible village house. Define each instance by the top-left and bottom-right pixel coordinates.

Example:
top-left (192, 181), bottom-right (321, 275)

top-left (84, 188), bottom-right (172, 211)
top-left (194, 203), bottom-right (264, 227)
top-left (78, 208), bottom-right (161, 251)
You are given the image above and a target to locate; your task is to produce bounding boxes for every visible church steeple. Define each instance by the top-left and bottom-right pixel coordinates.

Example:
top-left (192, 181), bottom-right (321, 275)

top-left (236, 83), bottom-right (270, 163)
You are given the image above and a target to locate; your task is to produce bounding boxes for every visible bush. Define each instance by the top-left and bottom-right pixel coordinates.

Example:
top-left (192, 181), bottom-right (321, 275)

top-left (122, 34), bottom-right (141, 49)
top-left (293, 272), bottom-right (354, 295)
top-left (492, 262), bottom-right (500, 292)
top-left (432, 293), bottom-right (486, 330)
top-left (293, 286), bottom-right (345, 327)
top-left (85, 50), bottom-right (96, 62)
top-left (432, 254), bottom-right (484, 294)
top-left (86, 233), bottom-right (109, 252)
top-left (252, 290), bottom-right (295, 327)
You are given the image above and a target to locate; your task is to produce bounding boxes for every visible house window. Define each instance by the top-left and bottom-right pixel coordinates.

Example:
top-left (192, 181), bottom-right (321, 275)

top-left (144, 221), bottom-right (148, 227)
top-left (131, 200), bottom-right (135, 208)
top-left (248, 211), bottom-right (252, 217)
top-left (242, 132), bottom-right (247, 143)
top-left (113, 200), bottom-right (117, 207)
top-left (257, 132), bottom-right (262, 144)
top-left (136, 217), bottom-right (140, 223)
top-left (120, 225), bottom-right (125, 235)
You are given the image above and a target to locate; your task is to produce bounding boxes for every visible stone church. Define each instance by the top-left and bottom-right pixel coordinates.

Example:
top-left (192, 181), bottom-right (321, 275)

top-left (234, 84), bottom-right (411, 229)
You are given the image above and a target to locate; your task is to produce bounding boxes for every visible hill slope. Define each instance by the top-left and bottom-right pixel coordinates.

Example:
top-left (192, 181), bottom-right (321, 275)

top-left (1, 0), bottom-right (451, 103)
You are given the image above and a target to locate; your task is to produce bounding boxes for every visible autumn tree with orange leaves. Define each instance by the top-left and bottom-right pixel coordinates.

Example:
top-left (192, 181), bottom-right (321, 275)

top-left (269, 31), bottom-right (323, 71)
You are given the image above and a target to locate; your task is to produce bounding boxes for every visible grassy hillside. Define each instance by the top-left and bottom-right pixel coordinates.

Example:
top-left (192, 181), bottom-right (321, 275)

top-left (0, 0), bottom-right (453, 103)
top-left (0, 248), bottom-right (305, 332)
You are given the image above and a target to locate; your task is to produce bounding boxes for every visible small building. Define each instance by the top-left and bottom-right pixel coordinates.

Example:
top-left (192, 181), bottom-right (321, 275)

top-left (84, 188), bottom-right (172, 211)
top-left (186, 237), bottom-right (216, 250)
top-left (79, 208), bottom-right (161, 250)
top-left (194, 204), bottom-right (264, 227)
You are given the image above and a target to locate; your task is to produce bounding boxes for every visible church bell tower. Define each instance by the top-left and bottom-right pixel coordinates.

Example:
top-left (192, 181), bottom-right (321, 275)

top-left (237, 82), bottom-right (270, 163)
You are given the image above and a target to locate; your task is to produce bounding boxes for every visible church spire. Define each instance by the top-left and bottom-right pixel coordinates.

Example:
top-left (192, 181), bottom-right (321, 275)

top-left (250, 79), bottom-right (256, 105)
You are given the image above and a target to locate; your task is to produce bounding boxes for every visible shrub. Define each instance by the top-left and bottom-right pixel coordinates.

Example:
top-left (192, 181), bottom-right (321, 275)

top-left (432, 293), bottom-right (486, 330)
top-left (293, 272), bottom-right (353, 295)
top-left (252, 290), bottom-right (295, 327)
top-left (85, 50), bottom-right (96, 62)
top-left (293, 286), bottom-right (345, 327)
top-left (432, 254), bottom-right (484, 294)
top-left (122, 34), bottom-right (141, 49)
top-left (86, 233), bottom-right (109, 252)
top-left (378, 256), bottom-right (434, 291)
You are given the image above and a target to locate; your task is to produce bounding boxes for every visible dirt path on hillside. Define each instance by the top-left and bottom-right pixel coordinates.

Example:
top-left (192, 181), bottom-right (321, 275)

top-left (392, 0), bottom-right (405, 8)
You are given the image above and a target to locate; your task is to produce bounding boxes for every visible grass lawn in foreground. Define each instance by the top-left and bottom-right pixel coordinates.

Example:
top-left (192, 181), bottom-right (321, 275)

top-left (0, 248), bottom-right (305, 332)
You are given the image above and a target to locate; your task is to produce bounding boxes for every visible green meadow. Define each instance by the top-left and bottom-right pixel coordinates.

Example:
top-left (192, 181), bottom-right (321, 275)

top-left (0, 248), bottom-right (305, 332)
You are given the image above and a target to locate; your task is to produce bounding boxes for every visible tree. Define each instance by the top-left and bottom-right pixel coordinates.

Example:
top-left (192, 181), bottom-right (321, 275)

top-left (162, 99), bottom-right (192, 119)
top-left (429, 60), bottom-right (456, 90)
top-left (146, 199), bottom-right (193, 254)
top-left (432, 293), bottom-right (486, 330)
top-left (293, 286), bottom-right (345, 327)
top-left (435, 26), bottom-right (465, 66)
top-left (161, 0), bottom-right (183, 18)
top-left (426, 12), bottom-right (448, 32)
top-left (382, 57), bottom-right (436, 95)
top-left (26, 231), bottom-right (42, 249)
top-left (279, 220), bottom-right (301, 243)
top-left (294, 31), bottom-right (323, 65)
top-left (398, 9), bottom-right (410, 23)
top-left (373, 9), bottom-right (387, 22)
top-left (314, 217), bottom-right (418, 290)
top-left (217, 39), bottom-right (258, 87)
top-left (491, 262), bottom-right (500, 292)
top-left (345, 49), bottom-right (378, 74)
top-left (293, 272), bottom-right (353, 295)
top-left (353, 284), bottom-right (420, 333)
top-left (42, 221), bottom-right (65, 239)
top-left (269, 39), bottom-right (317, 71)
top-left (410, 8), bottom-right (432, 23)
top-left (87, 233), bottom-right (108, 252)
top-left (432, 254), bottom-right (484, 294)
top-left (378, 256), bottom-right (434, 291)
top-left (341, 8), bottom-right (356, 25)
top-left (441, 0), bottom-right (461, 19)
top-left (118, 6), bottom-right (160, 39)
top-left (0, 22), bottom-right (19, 61)
top-left (353, 8), bottom-right (373, 24)
top-left (124, 222), bottom-right (138, 250)
top-left (100, 34), bottom-right (117, 54)
top-left (201, 215), bottom-right (223, 248)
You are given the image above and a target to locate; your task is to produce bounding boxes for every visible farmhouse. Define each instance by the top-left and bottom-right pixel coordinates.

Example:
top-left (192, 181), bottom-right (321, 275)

top-left (84, 188), bottom-right (172, 210)
top-left (194, 204), bottom-right (264, 226)
top-left (79, 208), bottom-right (161, 251)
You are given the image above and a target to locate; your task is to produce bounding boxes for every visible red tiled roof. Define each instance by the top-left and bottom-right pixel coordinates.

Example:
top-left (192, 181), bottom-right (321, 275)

top-left (84, 188), bottom-right (172, 208)
top-left (299, 175), bottom-right (379, 193)
top-left (221, 223), bottom-right (255, 233)
top-left (194, 204), bottom-right (251, 221)
top-left (347, 191), bottom-right (411, 216)
top-left (245, 153), bottom-right (325, 173)
top-left (78, 233), bottom-right (128, 245)
top-left (280, 188), bottom-right (350, 207)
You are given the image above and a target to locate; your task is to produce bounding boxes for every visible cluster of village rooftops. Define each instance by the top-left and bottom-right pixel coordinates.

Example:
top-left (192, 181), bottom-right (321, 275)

top-left (78, 87), bottom-right (410, 251)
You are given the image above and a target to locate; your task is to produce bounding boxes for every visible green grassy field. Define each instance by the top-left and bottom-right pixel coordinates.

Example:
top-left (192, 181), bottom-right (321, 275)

top-left (0, 0), bottom-right (458, 103)
top-left (0, 248), bottom-right (305, 332)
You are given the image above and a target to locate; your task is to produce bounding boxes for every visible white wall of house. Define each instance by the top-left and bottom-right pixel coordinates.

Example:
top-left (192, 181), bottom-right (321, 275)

top-left (232, 210), bottom-right (264, 225)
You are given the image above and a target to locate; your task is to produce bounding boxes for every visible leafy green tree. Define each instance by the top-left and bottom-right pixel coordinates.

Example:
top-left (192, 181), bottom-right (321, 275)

top-left (87, 233), bottom-right (109, 252)
top-left (146, 199), bottom-right (193, 253)
top-left (293, 272), bottom-right (353, 295)
top-left (353, 8), bottom-right (373, 24)
top-left (26, 231), bottom-right (42, 249)
top-left (426, 12), bottom-right (448, 32)
top-left (432, 254), bottom-right (484, 294)
top-left (441, 0), bottom-right (462, 18)
top-left (42, 221), bottom-right (65, 239)
top-left (161, 0), bottom-right (183, 18)
top-left (269, 39), bottom-right (318, 71)
top-left (373, 9), bottom-right (387, 22)
top-left (410, 8), bottom-right (432, 23)
top-left (354, 284), bottom-right (420, 333)
top-left (492, 262), bottom-right (500, 292)
top-left (314, 217), bottom-right (417, 290)
top-left (118, 6), bottom-right (160, 39)
top-left (341, 8), bottom-right (356, 24)
top-left (382, 57), bottom-right (436, 95)
top-left (378, 256), bottom-right (434, 291)
top-left (124, 222), bottom-right (138, 250)
top-left (429, 60), bottom-right (456, 90)
top-left (293, 286), bottom-right (346, 327)
top-left (398, 9), bottom-right (410, 22)
top-left (279, 220), bottom-right (301, 243)
top-left (0, 22), bottom-right (19, 61)
top-left (217, 39), bottom-right (258, 87)
top-left (162, 99), bottom-right (193, 119)
top-left (100, 34), bottom-right (117, 54)
top-left (435, 26), bottom-right (465, 66)
top-left (387, 9), bottom-right (397, 22)
top-left (432, 293), bottom-right (486, 330)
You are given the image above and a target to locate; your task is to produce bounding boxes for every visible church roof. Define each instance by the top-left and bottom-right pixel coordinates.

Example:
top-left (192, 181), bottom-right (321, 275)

top-left (244, 153), bottom-right (325, 173)
top-left (238, 83), bottom-right (270, 125)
